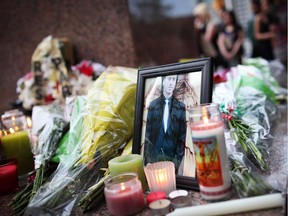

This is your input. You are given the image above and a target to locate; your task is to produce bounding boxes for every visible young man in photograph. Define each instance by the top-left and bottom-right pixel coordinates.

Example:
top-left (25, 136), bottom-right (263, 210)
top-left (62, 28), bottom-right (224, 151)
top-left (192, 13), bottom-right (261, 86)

top-left (144, 75), bottom-right (186, 173)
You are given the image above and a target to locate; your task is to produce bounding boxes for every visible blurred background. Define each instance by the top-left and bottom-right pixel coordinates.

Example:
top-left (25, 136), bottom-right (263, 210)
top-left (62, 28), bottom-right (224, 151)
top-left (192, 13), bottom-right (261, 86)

top-left (0, 0), bottom-right (286, 114)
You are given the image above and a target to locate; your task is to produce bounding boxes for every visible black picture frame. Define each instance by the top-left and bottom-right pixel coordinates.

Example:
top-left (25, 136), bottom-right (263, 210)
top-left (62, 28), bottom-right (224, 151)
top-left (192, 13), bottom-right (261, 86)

top-left (132, 58), bottom-right (213, 191)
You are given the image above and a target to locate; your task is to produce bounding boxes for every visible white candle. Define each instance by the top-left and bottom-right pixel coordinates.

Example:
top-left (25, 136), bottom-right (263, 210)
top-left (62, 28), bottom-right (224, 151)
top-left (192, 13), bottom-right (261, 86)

top-left (144, 161), bottom-right (176, 196)
top-left (166, 193), bottom-right (283, 216)
top-left (169, 190), bottom-right (188, 199)
top-left (149, 199), bottom-right (171, 215)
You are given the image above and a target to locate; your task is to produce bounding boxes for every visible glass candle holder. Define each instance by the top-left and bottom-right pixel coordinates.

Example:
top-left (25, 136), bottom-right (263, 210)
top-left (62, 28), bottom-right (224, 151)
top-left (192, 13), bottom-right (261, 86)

top-left (144, 161), bottom-right (176, 196)
top-left (189, 103), bottom-right (231, 201)
top-left (1, 109), bottom-right (28, 132)
top-left (104, 172), bottom-right (145, 216)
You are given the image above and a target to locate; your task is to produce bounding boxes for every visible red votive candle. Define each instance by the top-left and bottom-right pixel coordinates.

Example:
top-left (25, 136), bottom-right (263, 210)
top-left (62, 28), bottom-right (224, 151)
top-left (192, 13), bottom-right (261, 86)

top-left (104, 173), bottom-right (145, 216)
top-left (146, 191), bottom-right (166, 205)
top-left (0, 159), bottom-right (19, 194)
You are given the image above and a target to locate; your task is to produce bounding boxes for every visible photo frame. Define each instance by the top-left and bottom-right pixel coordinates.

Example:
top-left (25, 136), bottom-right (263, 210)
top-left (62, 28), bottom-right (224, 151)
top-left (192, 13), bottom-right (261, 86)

top-left (132, 58), bottom-right (213, 191)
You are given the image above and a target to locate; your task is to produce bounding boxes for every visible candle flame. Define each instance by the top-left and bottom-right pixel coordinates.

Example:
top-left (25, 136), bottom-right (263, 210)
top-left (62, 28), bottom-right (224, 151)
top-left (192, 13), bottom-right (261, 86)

top-left (26, 117), bottom-right (32, 128)
top-left (203, 116), bottom-right (209, 124)
top-left (11, 116), bottom-right (15, 121)
top-left (156, 169), bottom-right (166, 183)
top-left (120, 184), bottom-right (126, 191)
top-left (9, 128), bottom-right (15, 134)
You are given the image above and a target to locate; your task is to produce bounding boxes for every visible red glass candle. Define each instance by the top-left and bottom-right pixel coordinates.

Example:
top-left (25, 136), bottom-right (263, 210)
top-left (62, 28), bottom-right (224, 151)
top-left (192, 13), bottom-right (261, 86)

top-left (0, 159), bottom-right (19, 194)
top-left (146, 191), bottom-right (166, 205)
top-left (104, 173), bottom-right (145, 216)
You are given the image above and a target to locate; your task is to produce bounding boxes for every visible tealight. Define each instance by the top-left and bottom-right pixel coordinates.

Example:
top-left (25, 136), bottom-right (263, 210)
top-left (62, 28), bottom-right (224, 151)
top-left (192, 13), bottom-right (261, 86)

top-left (149, 199), bottom-right (171, 215)
top-left (168, 190), bottom-right (188, 199)
top-left (146, 191), bottom-right (166, 205)
top-left (171, 196), bottom-right (192, 209)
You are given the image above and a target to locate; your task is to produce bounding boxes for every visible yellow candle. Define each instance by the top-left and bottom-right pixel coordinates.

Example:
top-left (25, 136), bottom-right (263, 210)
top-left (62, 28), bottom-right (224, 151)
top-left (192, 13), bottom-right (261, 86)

top-left (1, 130), bottom-right (34, 176)
top-left (108, 154), bottom-right (147, 190)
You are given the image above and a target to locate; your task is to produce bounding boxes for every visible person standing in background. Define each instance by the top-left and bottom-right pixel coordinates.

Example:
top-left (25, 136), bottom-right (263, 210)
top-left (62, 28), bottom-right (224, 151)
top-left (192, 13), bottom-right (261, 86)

top-left (144, 75), bottom-right (186, 174)
top-left (247, 0), bottom-right (261, 58)
top-left (217, 10), bottom-right (244, 67)
top-left (252, 0), bottom-right (276, 61)
top-left (193, 2), bottom-right (227, 69)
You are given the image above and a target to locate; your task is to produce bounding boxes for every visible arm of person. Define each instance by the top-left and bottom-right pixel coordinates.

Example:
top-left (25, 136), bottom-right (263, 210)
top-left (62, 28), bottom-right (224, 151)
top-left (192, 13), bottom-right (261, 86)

top-left (204, 22), bottom-right (217, 42)
top-left (254, 16), bottom-right (275, 40)
top-left (229, 30), bottom-right (244, 58)
top-left (217, 33), bottom-right (233, 60)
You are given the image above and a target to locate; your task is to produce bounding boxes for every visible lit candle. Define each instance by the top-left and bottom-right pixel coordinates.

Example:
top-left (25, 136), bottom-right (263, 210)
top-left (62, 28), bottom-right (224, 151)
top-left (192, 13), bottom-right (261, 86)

top-left (146, 191), bottom-right (166, 204)
top-left (1, 109), bottom-right (28, 131)
top-left (167, 193), bottom-right (284, 216)
top-left (144, 161), bottom-right (176, 196)
top-left (104, 173), bottom-right (145, 216)
top-left (108, 154), bottom-right (147, 190)
top-left (0, 159), bottom-right (18, 195)
top-left (1, 129), bottom-right (34, 176)
top-left (149, 199), bottom-right (171, 215)
top-left (189, 103), bottom-right (231, 201)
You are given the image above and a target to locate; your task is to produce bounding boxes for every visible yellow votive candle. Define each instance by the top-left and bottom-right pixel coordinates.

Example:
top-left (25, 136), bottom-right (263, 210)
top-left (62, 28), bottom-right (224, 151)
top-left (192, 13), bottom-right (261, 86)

top-left (108, 154), bottom-right (147, 190)
top-left (1, 130), bottom-right (34, 176)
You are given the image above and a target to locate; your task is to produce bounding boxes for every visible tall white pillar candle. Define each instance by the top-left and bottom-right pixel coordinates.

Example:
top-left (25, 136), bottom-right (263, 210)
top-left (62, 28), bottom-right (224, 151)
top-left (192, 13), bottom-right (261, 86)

top-left (189, 104), bottom-right (231, 200)
top-left (166, 193), bottom-right (283, 216)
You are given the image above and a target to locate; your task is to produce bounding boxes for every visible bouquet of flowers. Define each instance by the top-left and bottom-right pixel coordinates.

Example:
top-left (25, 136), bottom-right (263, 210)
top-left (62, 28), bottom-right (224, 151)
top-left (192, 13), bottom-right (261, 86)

top-left (24, 66), bottom-right (137, 215)
top-left (9, 102), bottom-right (68, 215)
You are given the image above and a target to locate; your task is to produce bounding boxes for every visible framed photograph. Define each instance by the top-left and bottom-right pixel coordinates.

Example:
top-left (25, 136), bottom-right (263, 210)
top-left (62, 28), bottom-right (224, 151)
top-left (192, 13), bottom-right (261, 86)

top-left (132, 58), bottom-right (213, 190)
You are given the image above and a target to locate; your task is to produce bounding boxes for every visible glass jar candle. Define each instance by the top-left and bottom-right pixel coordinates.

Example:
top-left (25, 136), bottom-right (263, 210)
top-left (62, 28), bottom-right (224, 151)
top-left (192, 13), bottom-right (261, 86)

top-left (104, 172), bottom-right (145, 216)
top-left (189, 103), bottom-right (231, 201)
top-left (1, 109), bottom-right (28, 132)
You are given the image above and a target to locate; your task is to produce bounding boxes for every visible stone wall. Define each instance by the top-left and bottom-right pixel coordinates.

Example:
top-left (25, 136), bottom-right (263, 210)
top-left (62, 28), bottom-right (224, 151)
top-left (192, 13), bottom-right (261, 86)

top-left (0, 0), bottom-right (136, 114)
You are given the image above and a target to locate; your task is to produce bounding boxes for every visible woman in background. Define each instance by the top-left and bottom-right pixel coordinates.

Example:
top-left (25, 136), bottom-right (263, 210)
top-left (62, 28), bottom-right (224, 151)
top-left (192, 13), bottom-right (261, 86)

top-left (253, 0), bottom-right (276, 60)
top-left (217, 10), bottom-right (243, 67)
top-left (193, 2), bottom-right (227, 69)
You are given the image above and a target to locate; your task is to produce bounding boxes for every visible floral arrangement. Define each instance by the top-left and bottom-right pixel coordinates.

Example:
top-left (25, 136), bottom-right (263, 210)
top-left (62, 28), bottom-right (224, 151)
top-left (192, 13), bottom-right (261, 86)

top-left (9, 58), bottom-right (286, 215)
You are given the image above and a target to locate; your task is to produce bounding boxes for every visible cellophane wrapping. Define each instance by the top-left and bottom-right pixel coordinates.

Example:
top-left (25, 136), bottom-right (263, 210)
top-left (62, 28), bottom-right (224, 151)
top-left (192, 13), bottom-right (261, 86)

top-left (25, 66), bottom-right (137, 215)
top-left (213, 58), bottom-right (286, 198)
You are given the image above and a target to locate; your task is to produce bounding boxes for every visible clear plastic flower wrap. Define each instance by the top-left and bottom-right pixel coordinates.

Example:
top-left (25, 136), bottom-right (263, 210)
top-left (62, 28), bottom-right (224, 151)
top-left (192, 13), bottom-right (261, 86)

top-left (24, 66), bottom-right (137, 216)
top-left (212, 60), bottom-right (284, 199)
top-left (9, 102), bottom-right (68, 215)
top-left (228, 153), bottom-right (275, 198)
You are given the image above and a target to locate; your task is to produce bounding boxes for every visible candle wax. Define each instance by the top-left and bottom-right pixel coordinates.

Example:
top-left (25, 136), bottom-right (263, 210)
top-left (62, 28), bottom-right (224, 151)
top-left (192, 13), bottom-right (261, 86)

top-left (146, 191), bottom-right (166, 204)
top-left (1, 131), bottom-right (34, 176)
top-left (149, 199), bottom-right (171, 215)
top-left (171, 196), bottom-right (192, 209)
top-left (169, 190), bottom-right (188, 199)
top-left (109, 154), bottom-right (147, 190)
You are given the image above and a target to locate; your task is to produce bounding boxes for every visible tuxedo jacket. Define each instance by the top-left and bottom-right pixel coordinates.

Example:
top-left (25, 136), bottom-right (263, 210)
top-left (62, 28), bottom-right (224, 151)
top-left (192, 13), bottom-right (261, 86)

top-left (144, 95), bottom-right (186, 171)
